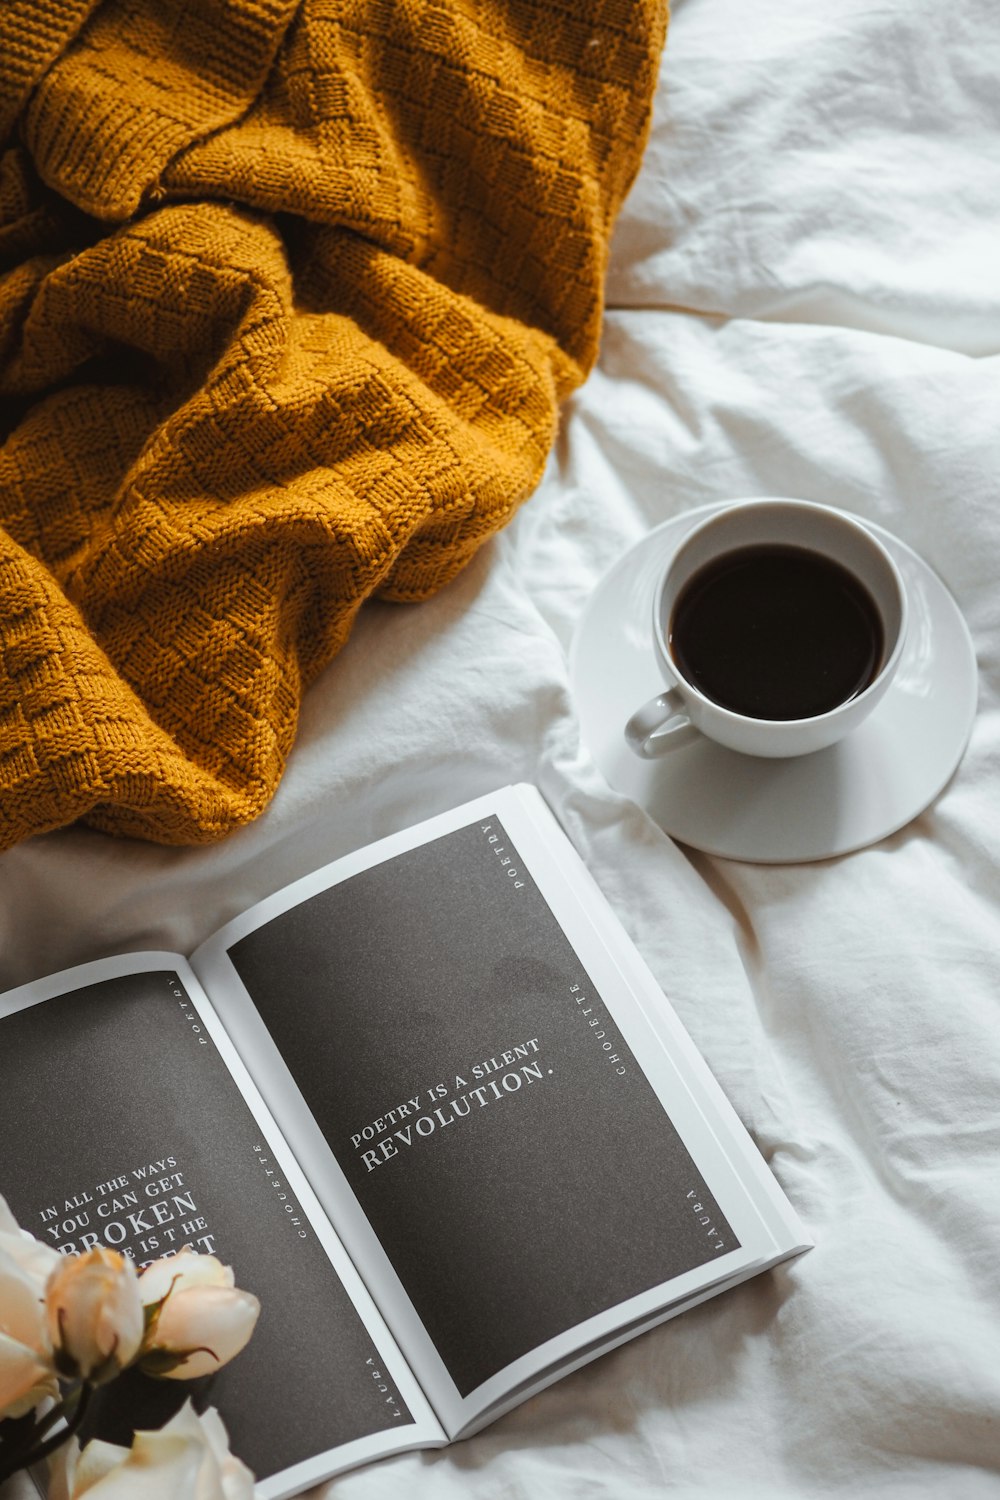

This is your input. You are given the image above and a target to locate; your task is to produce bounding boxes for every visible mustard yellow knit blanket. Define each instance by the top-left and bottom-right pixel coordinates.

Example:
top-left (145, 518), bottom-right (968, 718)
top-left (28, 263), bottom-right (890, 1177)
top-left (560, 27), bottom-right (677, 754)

top-left (0, 0), bottom-right (667, 847)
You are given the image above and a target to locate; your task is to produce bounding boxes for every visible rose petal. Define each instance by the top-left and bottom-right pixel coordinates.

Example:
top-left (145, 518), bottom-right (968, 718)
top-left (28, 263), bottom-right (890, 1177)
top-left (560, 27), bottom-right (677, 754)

top-left (0, 1252), bottom-right (49, 1349)
top-left (0, 1194), bottom-right (21, 1237)
top-left (139, 1249), bottom-right (233, 1307)
top-left (67, 1434), bottom-right (131, 1494)
top-left (0, 1195), bottom-right (61, 1283)
top-left (197, 1409), bottom-right (256, 1500)
top-left (0, 1327), bottom-right (58, 1418)
top-left (47, 1402), bottom-right (255, 1499)
top-left (72, 1439), bottom-right (133, 1496)
top-left (150, 1288), bottom-right (260, 1380)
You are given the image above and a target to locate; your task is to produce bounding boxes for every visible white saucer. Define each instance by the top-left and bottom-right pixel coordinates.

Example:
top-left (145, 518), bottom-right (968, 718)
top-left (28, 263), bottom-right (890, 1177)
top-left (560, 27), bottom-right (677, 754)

top-left (569, 504), bottom-right (978, 863)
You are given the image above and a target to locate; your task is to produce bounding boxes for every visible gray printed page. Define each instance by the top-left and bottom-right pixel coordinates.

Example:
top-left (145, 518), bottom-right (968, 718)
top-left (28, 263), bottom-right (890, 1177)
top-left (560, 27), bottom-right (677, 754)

top-left (207, 804), bottom-right (746, 1415)
top-left (0, 957), bottom-right (443, 1499)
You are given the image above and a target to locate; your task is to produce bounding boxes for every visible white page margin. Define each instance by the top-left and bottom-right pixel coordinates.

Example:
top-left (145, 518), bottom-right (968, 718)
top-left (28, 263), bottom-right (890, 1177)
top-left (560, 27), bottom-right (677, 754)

top-left (192, 787), bottom-right (809, 1435)
top-left (0, 952), bottom-right (445, 1485)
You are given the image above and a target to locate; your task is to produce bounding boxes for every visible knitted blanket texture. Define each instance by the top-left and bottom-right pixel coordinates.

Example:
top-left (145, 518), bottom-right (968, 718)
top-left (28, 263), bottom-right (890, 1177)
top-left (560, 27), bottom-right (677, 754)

top-left (0, 0), bottom-right (667, 847)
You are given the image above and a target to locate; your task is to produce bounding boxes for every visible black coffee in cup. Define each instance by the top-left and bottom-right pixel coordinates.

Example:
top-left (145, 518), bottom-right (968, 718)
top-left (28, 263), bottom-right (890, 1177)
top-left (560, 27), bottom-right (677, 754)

top-left (669, 543), bottom-right (884, 721)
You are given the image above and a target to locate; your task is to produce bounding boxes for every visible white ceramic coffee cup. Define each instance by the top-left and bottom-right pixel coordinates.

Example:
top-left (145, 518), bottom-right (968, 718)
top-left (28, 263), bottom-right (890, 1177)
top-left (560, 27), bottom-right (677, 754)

top-left (625, 498), bottom-right (908, 760)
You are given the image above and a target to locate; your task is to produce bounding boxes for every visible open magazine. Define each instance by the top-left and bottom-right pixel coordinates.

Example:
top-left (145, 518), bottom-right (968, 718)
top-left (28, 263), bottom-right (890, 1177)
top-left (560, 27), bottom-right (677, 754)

top-left (0, 785), bottom-right (811, 1499)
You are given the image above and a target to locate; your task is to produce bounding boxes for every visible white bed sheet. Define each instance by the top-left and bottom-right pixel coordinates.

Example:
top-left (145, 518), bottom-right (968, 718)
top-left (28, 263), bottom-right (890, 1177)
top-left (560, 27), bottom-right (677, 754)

top-left (3, 0), bottom-right (1000, 1495)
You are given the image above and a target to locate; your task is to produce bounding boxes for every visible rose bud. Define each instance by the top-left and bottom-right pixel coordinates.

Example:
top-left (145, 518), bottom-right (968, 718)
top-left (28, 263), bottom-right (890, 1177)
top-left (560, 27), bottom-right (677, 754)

top-left (138, 1248), bottom-right (259, 1380)
top-left (45, 1247), bottom-right (144, 1384)
top-left (0, 1195), bottom-right (60, 1418)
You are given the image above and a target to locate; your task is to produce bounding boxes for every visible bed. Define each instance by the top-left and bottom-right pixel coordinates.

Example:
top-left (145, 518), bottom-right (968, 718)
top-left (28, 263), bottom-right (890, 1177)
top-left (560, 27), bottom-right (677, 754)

top-left (2, 0), bottom-right (999, 1495)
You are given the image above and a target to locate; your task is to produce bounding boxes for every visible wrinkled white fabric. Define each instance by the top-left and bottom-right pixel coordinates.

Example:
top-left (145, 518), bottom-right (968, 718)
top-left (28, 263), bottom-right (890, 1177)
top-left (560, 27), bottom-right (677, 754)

top-left (2, 0), bottom-right (999, 1495)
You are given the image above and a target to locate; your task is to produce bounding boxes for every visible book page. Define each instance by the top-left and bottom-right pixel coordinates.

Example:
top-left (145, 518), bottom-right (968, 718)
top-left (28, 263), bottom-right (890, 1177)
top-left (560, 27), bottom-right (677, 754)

top-left (194, 787), bottom-right (808, 1435)
top-left (0, 954), bottom-right (444, 1500)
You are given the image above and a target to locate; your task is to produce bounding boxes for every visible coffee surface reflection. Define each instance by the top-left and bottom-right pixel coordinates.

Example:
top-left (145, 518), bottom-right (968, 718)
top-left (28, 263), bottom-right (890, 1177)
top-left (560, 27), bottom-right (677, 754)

top-left (669, 543), bottom-right (884, 721)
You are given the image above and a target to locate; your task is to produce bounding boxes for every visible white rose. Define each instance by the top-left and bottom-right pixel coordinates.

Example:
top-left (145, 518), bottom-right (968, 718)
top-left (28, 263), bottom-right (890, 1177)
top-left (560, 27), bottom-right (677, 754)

top-left (138, 1249), bottom-right (259, 1380)
top-left (48, 1400), bottom-right (254, 1500)
top-left (45, 1247), bottom-right (144, 1384)
top-left (0, 1193), bottom-right (60, 1418)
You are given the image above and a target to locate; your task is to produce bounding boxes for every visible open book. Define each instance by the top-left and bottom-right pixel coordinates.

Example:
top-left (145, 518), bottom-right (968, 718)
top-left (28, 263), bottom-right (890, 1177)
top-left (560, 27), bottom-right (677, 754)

top-left (0, 786), bottom-right (811, 1499)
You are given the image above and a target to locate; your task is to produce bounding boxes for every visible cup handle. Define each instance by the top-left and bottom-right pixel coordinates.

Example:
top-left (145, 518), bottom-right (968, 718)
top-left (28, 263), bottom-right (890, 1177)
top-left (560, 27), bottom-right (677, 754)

top-left (625, 688), bottom-right (700, 758)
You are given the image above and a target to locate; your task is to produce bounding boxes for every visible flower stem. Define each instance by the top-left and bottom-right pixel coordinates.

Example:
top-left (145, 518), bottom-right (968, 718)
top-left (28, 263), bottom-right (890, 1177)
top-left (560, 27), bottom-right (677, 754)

top-left (21, 1401), bottom-right (66, 1446)
top-left (0, 1383), bottom-right (93, 1486)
